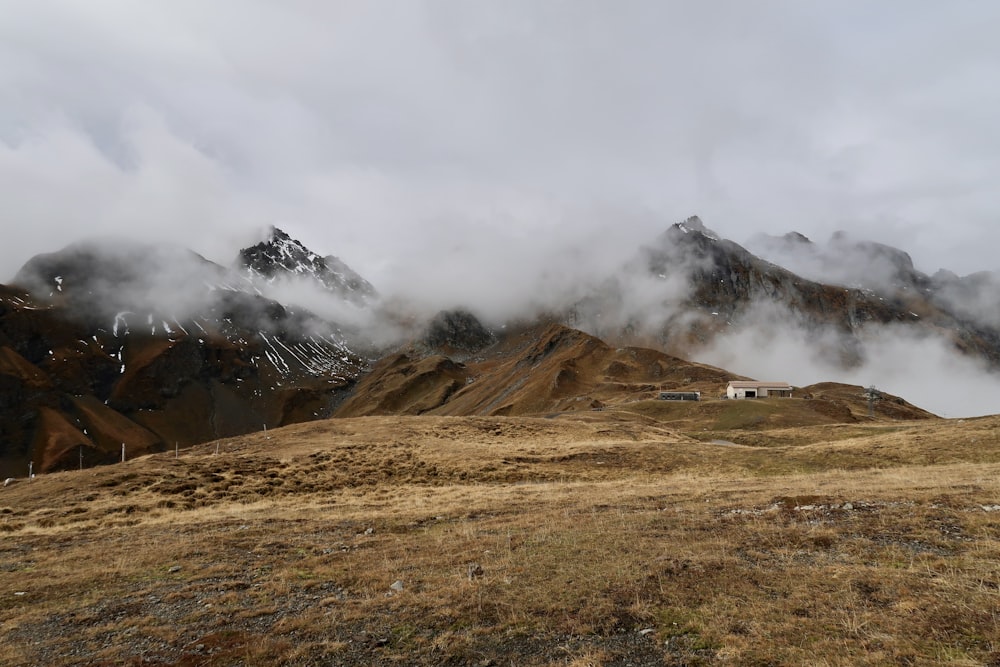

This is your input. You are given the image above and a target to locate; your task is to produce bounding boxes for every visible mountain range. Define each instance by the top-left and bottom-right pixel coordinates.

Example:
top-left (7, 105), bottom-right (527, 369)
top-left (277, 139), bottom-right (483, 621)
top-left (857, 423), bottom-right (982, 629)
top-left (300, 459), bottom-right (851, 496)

top-left (1, 219), bottom-right (995, 475)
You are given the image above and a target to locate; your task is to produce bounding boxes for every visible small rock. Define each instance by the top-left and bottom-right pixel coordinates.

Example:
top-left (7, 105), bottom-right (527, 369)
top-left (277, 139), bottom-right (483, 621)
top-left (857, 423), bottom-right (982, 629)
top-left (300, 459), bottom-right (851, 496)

top-left (167, 565), bottom-right (182, 574)
top-left (467, 563), bottom-right (484, 580)
top-left (390, 580), bottom-right (404, 592)
top-left (364, 527), bottom-right (374, 535)
top-left (638, 628), bottom-right (655, 636)
top-left (843, 502), bottom-right (854, 511)
top-left (13, 591), bottom-right (26, 597)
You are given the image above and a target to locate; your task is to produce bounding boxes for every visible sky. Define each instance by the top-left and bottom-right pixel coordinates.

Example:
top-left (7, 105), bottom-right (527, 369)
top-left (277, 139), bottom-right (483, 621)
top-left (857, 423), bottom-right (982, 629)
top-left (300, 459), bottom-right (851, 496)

top-left (2, 1), bottom-right (1000, 417)
top-left (2, 0), bottom-right (999, 294)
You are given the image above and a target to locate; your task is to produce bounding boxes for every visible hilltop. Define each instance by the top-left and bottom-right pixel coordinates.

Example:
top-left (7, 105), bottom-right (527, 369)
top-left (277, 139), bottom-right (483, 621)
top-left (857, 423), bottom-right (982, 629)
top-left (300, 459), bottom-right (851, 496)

top-left (335, 320), bottom-right (934, 426)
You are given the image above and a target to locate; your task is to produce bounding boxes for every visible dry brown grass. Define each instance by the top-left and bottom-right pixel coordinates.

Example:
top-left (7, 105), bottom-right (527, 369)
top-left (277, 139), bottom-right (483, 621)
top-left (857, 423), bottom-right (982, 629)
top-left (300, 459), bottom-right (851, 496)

top-left (3, 413), bottom-right (1000, 665)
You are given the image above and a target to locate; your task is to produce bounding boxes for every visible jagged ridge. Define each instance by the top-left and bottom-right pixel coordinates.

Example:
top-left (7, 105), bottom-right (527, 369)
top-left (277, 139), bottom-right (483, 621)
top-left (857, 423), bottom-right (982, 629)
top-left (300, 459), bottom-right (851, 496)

top-left (0, 230), bottom-right (375, 476)
top-left (237, 226), bottom-right (376, 304)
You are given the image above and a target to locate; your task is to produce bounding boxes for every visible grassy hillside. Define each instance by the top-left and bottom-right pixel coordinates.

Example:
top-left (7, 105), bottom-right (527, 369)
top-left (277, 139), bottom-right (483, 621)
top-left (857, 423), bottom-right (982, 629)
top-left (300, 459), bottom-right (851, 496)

top-left (335, 323), bottom-right (748, 418)
top-left (3, 411), bottom-right (1000, 665)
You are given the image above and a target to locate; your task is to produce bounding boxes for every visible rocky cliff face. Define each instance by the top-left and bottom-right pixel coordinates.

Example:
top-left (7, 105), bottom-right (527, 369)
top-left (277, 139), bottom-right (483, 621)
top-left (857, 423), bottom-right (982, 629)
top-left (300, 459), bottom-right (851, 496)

top-left (422, 309), bottom-right (496, 356)
top-left (0, 230), bottom-right (371, 476)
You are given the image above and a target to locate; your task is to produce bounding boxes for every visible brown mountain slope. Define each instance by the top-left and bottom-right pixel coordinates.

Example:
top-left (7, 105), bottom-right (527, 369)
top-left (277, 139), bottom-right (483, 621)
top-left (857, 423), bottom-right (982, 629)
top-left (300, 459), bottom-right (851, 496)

top-left (798, 381), bottom-right (936, 421)
top-left (336, 323), bottom-right (938, 431)
top-left (0, 229), bottom-right (380, 477)
top-left (0, 281), bottom-right (365, 477)
top-left (337, 323), bottom-right (744, 418)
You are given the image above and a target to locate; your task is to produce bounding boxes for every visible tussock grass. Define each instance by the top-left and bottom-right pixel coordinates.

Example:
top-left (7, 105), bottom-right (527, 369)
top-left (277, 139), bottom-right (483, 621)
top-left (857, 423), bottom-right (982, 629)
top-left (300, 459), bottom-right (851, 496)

top-left (2, 414), bottom-right (1000, 664)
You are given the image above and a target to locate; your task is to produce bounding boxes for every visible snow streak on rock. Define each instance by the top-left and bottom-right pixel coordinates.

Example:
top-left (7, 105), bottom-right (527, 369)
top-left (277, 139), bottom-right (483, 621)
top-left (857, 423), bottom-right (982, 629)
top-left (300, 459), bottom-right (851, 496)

top-left (237, 226), bottom-right (376, 305)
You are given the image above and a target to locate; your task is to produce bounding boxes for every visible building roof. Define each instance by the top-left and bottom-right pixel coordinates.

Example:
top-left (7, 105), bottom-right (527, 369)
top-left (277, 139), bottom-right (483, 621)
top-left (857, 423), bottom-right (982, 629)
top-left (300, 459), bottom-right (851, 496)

top-left (727, 381), bottom-right (793, 389)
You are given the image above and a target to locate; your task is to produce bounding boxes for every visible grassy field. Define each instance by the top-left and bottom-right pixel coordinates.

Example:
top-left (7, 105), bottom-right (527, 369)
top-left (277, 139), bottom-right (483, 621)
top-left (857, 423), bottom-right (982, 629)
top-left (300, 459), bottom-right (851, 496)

top-left (3, 410), bottom-right (1000, 665)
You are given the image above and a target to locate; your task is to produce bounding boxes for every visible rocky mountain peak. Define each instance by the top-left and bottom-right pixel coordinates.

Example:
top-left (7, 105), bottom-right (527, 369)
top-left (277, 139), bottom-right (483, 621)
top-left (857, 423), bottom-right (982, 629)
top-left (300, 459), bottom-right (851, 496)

top-left (423, 309), bottom-right (496, 354)
top-left (238, 226), bottom-right (325, 280)
top-left (783, 231), bottom-right (812, 244)
top-left (673, 215), bottom-right (718, 240)
top-left (828, 231), bottom-right (916, 272)
top-left (237, 226), bottom-right (376, 304)
top-left (0, 227), bottom-right (384, 475)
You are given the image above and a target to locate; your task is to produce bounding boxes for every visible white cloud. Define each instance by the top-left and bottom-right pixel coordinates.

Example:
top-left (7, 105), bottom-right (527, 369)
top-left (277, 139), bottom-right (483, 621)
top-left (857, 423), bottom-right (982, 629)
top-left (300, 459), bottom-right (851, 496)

top-left (697, 301), bottom-right (1000, 418)
top-left (0, 109), bottom-right (267, 272)
top-left (2, 1), bottom-right (998, 281)
top-left (2, 1), bottom-right (1000, 415)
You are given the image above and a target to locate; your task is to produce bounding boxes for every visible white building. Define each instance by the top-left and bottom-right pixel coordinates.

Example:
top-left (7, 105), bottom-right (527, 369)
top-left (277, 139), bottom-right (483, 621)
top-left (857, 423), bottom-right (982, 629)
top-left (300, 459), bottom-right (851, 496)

top-left (726, 381), bottom-right (793, 399)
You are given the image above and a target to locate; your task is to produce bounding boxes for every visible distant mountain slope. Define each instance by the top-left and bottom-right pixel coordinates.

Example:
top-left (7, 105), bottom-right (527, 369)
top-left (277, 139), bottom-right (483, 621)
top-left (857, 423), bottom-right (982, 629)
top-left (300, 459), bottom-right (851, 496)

top-left (334, 319), bottom-right (935, 424)
top-left (746, 226), bottom-right (1000, 332)
top-left (335, 321), bottom-right (738, 417)
top-left (1, 218), bottom-right (980, 475)
top-left (745, 229), bottom-right (929, 293)
top-left (0, 230), bottom-right (372, 476)
top-left (572, 216), bottom-right (1000, 370)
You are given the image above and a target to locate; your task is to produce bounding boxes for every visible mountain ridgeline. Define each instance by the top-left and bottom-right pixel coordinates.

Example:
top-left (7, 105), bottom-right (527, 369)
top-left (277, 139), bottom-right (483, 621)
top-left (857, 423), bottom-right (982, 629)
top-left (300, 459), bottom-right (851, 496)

top-left (238, 226), bottom-right (377, 305)
top-left (0, 219), bottom-right (995, 475)
top-left (0, 228), bottom-right (373, 476)
top-left (572, 216), bottom-right (1000, 368)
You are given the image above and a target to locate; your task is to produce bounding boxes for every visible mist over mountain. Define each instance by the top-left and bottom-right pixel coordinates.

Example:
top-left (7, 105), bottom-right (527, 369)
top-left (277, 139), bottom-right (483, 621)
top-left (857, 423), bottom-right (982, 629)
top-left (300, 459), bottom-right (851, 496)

top-left (745, 231), bottom-right (922, 292)
top-left (0, 228), bottom-right (375, 476)
top-left (13, 240), bottom-right (235, 325)
top-left (752, 230), bottom-right (1000, 336)
top-left (2, 217), bottom-right (999, 476)
top-left (238, 226), bottom-right (377, 305)
top-left (566, 217), bottom-right (1000, 417)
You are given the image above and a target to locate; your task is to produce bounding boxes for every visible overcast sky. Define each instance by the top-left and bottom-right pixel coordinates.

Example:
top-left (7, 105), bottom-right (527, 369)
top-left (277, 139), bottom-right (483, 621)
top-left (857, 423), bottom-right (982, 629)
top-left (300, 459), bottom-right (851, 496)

top-left (2, 1), bottom-right (999, 291)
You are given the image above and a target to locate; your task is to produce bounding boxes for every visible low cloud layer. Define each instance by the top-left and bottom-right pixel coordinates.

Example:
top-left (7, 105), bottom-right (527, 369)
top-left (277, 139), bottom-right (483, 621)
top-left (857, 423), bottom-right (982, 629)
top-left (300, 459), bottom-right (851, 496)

top-left (2, 1), bottom-right (1000, 293)
top-left (698, 301), bottom-right (1000, 418)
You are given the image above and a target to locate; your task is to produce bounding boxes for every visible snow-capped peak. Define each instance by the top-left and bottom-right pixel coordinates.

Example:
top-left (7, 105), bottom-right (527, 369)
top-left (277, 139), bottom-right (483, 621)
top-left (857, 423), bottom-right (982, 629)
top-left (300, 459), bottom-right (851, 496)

top-left (237, 226), bottom-right (376, 304)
